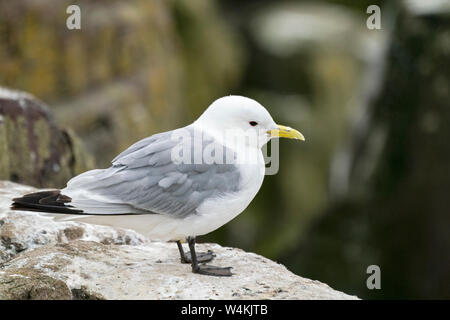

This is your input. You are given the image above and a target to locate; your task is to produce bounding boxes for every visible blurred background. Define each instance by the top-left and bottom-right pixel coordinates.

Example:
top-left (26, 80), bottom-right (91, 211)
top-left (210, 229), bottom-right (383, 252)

top-left (0, 0), bottom-right (449, 299)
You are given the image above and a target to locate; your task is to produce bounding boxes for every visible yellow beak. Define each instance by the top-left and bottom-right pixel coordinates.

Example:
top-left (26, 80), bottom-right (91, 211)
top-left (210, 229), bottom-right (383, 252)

top-left (268, 125), bottom-right (305, 141)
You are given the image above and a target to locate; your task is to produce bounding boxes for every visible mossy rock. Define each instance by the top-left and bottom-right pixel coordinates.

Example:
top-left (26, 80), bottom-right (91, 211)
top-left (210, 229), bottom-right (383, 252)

top-left (0, 87), bottom-right (94, 188)
top-left (0, 268), bottom-right (72, 300)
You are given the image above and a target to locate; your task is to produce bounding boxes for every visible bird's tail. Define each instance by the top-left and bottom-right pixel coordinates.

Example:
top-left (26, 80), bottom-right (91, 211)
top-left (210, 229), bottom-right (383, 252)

top-left (11, 190), bottom-right (83, 214)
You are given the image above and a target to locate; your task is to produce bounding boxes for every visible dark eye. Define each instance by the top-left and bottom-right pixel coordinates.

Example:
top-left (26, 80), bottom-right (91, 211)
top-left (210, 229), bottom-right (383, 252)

top-left (249, 121), bottom-right (258, 127)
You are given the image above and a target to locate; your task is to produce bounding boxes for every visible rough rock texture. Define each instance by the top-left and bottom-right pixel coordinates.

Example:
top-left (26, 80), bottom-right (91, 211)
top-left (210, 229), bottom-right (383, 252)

top-left (0, 268), bottom-right (73, 300)
top-left (0, 181), bottom-right (357, 300)
top-left (0, 88), bottom-right (94, 188)
top-left (1, 240), bottom-right (357, 300)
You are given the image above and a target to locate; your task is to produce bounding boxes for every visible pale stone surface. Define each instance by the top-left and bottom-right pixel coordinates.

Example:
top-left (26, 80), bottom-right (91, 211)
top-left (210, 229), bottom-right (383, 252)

top-left (0, 181), bottom-right (358, 300)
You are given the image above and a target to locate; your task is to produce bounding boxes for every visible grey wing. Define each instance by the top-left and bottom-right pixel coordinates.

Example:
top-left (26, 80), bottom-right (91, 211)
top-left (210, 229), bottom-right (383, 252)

top-left (63, 127), bottom-right (241, 218)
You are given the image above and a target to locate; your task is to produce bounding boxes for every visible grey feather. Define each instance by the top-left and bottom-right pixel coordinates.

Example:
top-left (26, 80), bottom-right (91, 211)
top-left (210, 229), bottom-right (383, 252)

top-left (64, 126), bottom-right (241, 218)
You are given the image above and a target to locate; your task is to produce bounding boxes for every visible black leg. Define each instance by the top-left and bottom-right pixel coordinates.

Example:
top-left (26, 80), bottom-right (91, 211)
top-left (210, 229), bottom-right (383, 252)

top-left (177, 240), bottom-right (189, 263)
top-left (187, 236), bottom-right (232, 277)
top-left (176, 240), bottom-right (215, 264)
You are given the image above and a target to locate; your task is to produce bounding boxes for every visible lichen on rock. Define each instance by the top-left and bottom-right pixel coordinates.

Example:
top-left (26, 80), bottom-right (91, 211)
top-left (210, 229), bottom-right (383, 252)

top-left (0, 268), bottom-right (73, 300)
top-left (0, 87), bottom-right (94, 188)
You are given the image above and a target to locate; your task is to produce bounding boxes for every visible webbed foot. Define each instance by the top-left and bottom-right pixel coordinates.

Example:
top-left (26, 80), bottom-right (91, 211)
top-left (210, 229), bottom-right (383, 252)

top-left (180, 250), bottom-right (215, 264)
top-left (193, 264), bottom-right (233, 277)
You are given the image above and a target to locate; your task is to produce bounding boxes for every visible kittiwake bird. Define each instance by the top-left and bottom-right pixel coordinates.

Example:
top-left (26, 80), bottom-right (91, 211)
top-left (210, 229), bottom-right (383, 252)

top-left (11, 95), bottom-right (305, 277)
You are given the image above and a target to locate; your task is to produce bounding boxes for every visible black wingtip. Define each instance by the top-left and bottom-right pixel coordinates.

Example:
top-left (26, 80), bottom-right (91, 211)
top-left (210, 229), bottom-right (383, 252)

top-left (11, 190), bottom-right (83, 214)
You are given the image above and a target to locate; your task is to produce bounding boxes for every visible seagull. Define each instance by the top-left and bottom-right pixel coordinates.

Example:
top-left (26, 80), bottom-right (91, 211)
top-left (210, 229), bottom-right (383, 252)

top-left (11, 96), bottom-right (304, 277)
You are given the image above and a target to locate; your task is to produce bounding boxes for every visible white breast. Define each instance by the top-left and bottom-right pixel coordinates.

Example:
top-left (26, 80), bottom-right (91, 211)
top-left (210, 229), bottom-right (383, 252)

top-left (171, 149), bottom-right (266, 238)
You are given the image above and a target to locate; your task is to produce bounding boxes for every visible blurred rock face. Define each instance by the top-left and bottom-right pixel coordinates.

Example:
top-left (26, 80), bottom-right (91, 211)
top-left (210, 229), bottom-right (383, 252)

top-left (0, 0), bottom-right (243, 166)
top-left (289, 2), bottom-right (450, 299)
top-left (0, 88), bottom-right (93, 188)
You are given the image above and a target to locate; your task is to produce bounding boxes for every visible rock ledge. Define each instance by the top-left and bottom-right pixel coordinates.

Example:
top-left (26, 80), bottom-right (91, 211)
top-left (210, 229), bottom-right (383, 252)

top-left (0, 181), bottom-right (357, 300)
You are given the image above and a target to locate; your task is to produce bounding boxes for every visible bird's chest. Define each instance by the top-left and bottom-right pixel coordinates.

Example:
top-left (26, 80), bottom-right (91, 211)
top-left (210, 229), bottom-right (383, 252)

top-left (193, 152), bottom-right (265, 233)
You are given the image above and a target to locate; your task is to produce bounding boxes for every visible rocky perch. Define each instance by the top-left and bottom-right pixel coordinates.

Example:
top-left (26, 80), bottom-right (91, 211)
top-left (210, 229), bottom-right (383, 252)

top-left (0, 181), bottom-right (357, 300)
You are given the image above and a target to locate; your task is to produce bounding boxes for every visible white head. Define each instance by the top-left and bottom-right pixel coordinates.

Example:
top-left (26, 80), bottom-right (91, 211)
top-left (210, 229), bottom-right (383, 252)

top-left (194, 95), bottom-right (304, 149)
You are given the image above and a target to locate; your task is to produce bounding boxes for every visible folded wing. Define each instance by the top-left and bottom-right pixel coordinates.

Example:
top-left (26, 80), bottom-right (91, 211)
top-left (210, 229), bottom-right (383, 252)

top-left (58, 126), bottom-right (241, 218)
